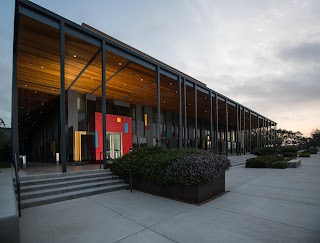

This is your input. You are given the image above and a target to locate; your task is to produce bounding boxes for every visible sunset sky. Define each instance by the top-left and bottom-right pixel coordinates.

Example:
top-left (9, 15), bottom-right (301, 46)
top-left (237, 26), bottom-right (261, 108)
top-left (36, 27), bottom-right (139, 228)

top-left (1, 0), bottom-right (319, 136)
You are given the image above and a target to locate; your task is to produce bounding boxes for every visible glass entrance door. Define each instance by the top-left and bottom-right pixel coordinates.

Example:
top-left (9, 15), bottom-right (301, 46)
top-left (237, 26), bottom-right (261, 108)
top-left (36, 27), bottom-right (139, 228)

top-left (106, 133), bottom-right (122, 159)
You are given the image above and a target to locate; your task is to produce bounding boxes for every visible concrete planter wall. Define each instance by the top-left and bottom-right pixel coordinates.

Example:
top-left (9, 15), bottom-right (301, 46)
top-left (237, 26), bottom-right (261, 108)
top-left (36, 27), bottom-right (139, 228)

top-left (121, 173), bottom-right (225, 204)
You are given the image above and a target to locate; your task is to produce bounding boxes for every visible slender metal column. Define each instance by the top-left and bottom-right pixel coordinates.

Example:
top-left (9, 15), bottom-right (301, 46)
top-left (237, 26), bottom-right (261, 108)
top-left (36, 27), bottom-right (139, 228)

top-left (225, 98), bottom-right (228, 156)
top-left (239, 106), bottom-right (242, 155)
top-left (102, 39), bottom-right (107, 169)
top-left (236, 104), bottom-right (239, 156)
top-left (183, 79), bottom-right (187, 147)
top-left (215, 94), bottom-right (219, 153)
top-left (194, 84), bottom-right (198, 148)
top-left (60, 21), bottom-right (67, 173)
top-left (157, 66), bottom-right (161, 147)
top-left (249, 110), bottom-right (252, 153)
top-left (257, 116), bottom-right (260, 149)
top-left (210, 92), bottom-right (213, 153)
top-left (178, 76), bottom-right (182, 149)
top-left (11, 0), bottom-right (19, 166)
top-left (243, 109), bottom-right (246, 154)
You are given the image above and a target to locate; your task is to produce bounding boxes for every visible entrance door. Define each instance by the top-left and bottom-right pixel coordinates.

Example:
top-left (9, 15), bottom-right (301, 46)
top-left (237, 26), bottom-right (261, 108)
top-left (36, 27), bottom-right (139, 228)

top-left (106, 133), bottom-right (122, 159)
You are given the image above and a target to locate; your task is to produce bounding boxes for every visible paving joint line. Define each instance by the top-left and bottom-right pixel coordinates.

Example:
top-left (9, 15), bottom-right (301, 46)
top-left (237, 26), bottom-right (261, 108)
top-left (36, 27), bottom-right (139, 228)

top-left (202, 205), bottom-right (320, 233)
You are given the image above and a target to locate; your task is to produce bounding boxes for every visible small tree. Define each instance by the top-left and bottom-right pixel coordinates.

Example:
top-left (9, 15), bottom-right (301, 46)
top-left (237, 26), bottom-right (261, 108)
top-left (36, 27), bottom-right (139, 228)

top-left (310, 129), bottom-right (320, 147)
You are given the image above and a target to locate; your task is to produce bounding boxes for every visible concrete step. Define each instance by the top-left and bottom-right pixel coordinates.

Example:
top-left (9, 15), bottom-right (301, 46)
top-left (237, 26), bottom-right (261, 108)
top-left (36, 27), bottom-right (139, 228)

top-left (21, 183), bottom-right (129, 209)
top-left (19, 169), bottom-right (111, 181)
top-left (21, 179), bottom-right (124, 200)
top-left (20, 175), bottom-right (119, 193)
top-left (18, 171), bottom-right (113, 186)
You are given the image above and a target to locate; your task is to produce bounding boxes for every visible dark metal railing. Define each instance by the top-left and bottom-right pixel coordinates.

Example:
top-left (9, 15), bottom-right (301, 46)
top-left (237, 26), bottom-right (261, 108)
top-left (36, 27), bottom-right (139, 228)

top-left (99, 151), bottom-right (132, 192)
top-left (13, 153), bottom-right (21, 217)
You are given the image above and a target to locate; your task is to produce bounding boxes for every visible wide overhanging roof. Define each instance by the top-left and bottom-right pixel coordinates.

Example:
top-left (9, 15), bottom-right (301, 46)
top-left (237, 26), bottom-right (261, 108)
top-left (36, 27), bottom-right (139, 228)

top-left (15, 0), bottom-right (275, 127)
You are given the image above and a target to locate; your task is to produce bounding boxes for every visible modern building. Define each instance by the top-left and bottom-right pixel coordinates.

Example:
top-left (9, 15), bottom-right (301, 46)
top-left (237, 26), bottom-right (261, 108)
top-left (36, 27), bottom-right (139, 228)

top-left (12, 0), bottom-right (277, 172)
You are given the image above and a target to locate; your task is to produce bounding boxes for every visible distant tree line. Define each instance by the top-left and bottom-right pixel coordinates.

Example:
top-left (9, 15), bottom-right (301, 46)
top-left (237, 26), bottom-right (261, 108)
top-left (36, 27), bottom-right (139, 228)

top-left (276, 128), bottom-right (320, 149)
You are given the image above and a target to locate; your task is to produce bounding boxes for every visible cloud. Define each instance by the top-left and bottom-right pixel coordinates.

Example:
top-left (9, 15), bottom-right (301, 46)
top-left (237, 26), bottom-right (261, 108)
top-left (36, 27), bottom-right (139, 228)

top-left (278, 41), bottom-right (320, 62)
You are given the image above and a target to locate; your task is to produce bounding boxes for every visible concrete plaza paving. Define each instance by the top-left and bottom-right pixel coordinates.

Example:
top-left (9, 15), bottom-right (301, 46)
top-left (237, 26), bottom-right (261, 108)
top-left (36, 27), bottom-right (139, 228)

top-left (20, 154), bottom-right (320, 242)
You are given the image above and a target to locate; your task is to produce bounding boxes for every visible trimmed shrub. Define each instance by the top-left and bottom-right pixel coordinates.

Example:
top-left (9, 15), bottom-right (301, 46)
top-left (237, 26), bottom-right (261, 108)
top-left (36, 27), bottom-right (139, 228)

top-left (271, 161), bottom-right (287, 169)
top-left (300, 152), bottom-right (310, 157)
top-left (246, 155), bottom-right (283, 168)
top-left (282, 152), bottom-right (297, 157)
top-left (253, 147), bottom-right (280, 156)
top-left (280, 146), bottom-right (298, 153)
top-left (114, 147), bottom-right (231, 186)
top-left (309, 148), bottom-right (318, 154)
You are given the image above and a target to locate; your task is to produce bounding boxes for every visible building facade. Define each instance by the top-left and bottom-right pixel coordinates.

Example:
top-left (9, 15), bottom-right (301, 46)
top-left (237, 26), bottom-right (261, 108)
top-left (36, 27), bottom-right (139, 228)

top-left (12, 0), bottom-right (277, 172)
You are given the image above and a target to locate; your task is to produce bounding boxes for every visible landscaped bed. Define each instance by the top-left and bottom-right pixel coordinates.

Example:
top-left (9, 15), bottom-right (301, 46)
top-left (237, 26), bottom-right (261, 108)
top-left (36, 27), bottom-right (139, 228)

top-left (113, 147), bottom-right (231, 204)
top-left (245, 155), bottom-right (293, 169)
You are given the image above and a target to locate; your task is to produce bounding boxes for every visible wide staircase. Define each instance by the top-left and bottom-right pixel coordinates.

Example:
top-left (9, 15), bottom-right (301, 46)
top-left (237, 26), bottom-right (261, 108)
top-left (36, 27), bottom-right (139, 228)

top-left (228, 154), bottom-right (255, 166)
top-left (17, 169), bottom-right (128, 209)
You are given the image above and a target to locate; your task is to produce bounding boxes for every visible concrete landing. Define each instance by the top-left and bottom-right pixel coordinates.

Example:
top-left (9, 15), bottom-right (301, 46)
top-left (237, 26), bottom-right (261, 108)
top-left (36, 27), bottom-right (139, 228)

top-left (19, 153), bottom-right (320, 242)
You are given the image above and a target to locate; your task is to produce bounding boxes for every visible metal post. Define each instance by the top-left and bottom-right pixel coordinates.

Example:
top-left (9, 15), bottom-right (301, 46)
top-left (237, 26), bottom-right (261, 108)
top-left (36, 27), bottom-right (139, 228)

top-left (215, 94), bottom-right (219, 153)
top-left (210, 92), bottom-right (214, 153)
top-left (236, 104), bottom-right (239, 156)
top-left (249, 110), bottom-right (252, 153)
top-left (178, 76), bottom-right (182, 149)
top-left (239, 106), bottom-right (242, 155)
top-left (194, 84), bottom-right (198, 149)
top-left (257, 116), bottom-right (260, 149)
top-left (102, 39), bottom-right (107, 169)
top-left (243, 109), bottom-right (246, 154)
top-left (60, 21), bottom-right (67, 173)
top-left (11, 0), bottom-right (20, 166)
top-left (225, 98), bottom-right (228, 156)
top-left (183, 78), bottom-right (187, 147)
top-left (157, 66), bottom-right (161, 147)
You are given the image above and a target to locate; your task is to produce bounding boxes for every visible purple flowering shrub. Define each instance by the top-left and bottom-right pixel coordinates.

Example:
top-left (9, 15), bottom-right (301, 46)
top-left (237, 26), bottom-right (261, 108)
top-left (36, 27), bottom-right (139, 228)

top-left (165, 150), bottom-right (231, 185)
top-left (114, 147), bottom-right (230, 186)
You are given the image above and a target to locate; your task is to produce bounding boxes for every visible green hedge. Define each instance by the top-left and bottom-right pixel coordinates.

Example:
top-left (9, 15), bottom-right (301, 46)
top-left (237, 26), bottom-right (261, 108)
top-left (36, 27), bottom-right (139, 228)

top-left (282, 152), bottom-right (297, 157)
top-left (309, 148), bottom-right (318, 154)
top-left (253, 147), bottom-right (280, 156)
top-left (246, 155), bottom-right (283, 168)
top-left (300, 152), bottom-right (310, 157)
top-left (271, 161), bottom-right (287, 169)
top-left (114, 147), bottom-right (231, 185)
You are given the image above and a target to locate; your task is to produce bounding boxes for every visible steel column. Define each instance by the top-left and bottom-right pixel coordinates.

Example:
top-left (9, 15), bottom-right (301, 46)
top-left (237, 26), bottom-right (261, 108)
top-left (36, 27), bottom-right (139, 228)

top-left (243, 109), bottom-right (246, 154)
top-left (11, 0), bottom-right (20, 166)
top-left (178, 76), bottom-right (182, 149)
top-left (257, 116), bottom-right (260, 149)
top-left (249, 110), bottom-right (252, 153)
top-left (60, 20), bottom-right (67, 173)
top-left (194, 84), bottom-right (198, 148)
top-left (225, 98), bottom-right (228, 156)
top-left (215, 94), bottom-right (219, 153)
top-left (239, 106), bottom-right (242, 155)
top-left (210, 92), bottom-right (213, 153)
top-left (183, 79), bottom-right (188, 147)
top-left (157, 66), bottom-right (161, 147)
top-left (236, 104), bottom-right (239, 156)
top-left (102, 39), bottom-right (107, 169)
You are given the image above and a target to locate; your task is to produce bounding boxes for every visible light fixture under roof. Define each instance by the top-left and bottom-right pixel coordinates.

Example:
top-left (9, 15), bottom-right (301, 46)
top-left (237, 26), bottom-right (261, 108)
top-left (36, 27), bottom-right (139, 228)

top-left (22, 106), bottom-right (24, 109)
top-left (41, 66), bottom-right (44, 69)
top-left (52, 88), bottom-right (54, 91)
top-left (163, 101), bottom-right (166, 103)
top-left (130, 98), bottom-right (133, 100)
top-left (189, 103), bottom-right (191, 106)
top-left (169, 82), bottom-right (172, 85)
top-left (141, 78), bottom-right (143, 81)
top-left (73, 55), bottom-right (77, 58)
top-left (123, 83), bottom-right (126, 86)
top-left (119, 62), bottom-right (122, 65)
top-left (24, 84), bottom-right (27, 87)
top-left (34, 91), bottom-right (37, 94)
top-left (175, 91), bottom-right (178, 94)
top-left (91, 77), bottom-right (94, 80)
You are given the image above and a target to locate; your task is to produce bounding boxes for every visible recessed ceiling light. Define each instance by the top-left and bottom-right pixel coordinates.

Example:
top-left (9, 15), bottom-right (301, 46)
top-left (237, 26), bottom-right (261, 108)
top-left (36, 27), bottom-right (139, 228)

top-left (141, 78), bottom-right (143, 81)
top-left (163, 101), bottom-right (166, 103)
top-left (119, 62), bottom-right (122, 65)
top-left (41, 66), bottom-right (44, 69)
top-left (204, 97), bottom-right (207, 99)
top-left (41, 103), bottom-right (44, 105)
top-left (24, 84), bottom-right (27, 87)
top-left (130, 98), bottom-right (133, 100)
top-left (91, 77), bottom-right (94, 80)
top-left (175, 91), bottom-right (178, 94)
top-left (22, 106), bottom-right (24, 109)
top-left (123, 83), bottom-right (126, 85)
top-left (52, 88), bottom-right (54, 91)
top-left (34, 91), bottom-right (37, 94)
top-left (170, 82), bottom-right (172, 85)
top-left (205, 110), bottom-right (207, 112)
top-left (188, 104), bottom-right (191, 106)
top-left (73, 55), bottom-right (77, 58)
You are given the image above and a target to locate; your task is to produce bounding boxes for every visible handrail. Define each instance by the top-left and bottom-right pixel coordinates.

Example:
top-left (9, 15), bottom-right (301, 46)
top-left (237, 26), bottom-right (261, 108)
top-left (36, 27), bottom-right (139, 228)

top-left (12, 153), bottom-right (21, 217)
top-left (100, 151), bottom-right (132, 192)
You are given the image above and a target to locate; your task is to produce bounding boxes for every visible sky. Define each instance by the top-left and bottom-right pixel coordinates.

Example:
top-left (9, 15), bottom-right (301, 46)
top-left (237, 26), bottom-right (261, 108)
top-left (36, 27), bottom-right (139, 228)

top-left (0, 0), bottom-right (319, 136)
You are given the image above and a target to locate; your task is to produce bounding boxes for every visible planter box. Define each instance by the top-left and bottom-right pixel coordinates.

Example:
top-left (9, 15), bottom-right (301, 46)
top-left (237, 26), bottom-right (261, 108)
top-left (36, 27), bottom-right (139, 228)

top-left (121, 173), bottom-right (225, 204)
